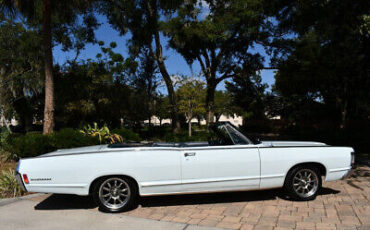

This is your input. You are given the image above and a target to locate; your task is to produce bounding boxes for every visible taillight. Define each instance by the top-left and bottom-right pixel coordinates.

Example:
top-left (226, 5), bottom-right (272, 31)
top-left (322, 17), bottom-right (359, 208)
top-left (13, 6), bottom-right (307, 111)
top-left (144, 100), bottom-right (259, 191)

top-left (350, 152), bottom-right (355, 167)
top-left (23, 174), bottom-right (29, 184)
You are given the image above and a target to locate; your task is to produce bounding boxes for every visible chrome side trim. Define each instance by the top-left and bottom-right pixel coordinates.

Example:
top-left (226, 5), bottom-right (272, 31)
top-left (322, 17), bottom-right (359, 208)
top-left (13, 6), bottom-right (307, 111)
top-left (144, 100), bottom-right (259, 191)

top-left (27, 184), bottom-right (86, 188)
top-left (140, 174), bottom-right (284, 187)
top-left (140, 180), bottom-right (182, 187)
top-left (260, 174), bottom-right (285, 179)
top-left (329, 167), bottom-right (352, 173)
top-left (140, 186), bottom-right (281, 197)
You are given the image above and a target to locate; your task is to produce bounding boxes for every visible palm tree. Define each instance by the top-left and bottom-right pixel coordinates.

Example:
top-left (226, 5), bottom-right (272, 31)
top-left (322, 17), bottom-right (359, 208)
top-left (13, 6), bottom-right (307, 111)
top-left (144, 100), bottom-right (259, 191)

top-left (1, 0), bottom-right (55, 134)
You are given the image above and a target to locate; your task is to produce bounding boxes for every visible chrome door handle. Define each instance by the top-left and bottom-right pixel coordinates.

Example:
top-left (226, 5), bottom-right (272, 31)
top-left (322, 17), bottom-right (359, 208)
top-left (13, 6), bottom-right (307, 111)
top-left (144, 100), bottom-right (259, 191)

top-left (184, 152), bottom-right (196, 157)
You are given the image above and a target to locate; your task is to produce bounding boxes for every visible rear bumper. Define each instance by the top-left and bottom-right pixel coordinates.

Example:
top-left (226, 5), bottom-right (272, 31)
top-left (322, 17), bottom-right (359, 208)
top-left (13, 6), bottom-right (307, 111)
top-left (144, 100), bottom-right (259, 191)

top-left (341, 168), bottom-right (354, 180)
top-left (15, 173), bottom-right (27, 192)
top-left (342, 151), bottom-right (356, 180)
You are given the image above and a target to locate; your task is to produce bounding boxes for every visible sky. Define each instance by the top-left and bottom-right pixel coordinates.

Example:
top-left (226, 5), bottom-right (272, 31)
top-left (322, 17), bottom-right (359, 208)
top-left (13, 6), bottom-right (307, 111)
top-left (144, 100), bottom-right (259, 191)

top-left (53, 16), bottom-right (276, 93)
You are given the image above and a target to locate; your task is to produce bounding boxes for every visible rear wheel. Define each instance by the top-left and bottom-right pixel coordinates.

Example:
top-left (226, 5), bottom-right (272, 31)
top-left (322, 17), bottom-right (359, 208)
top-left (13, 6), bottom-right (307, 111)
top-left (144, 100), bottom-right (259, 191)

top-left (284, 167), bottom-right (322, 201)
top-left (92, 177), bottom-right (137, 212)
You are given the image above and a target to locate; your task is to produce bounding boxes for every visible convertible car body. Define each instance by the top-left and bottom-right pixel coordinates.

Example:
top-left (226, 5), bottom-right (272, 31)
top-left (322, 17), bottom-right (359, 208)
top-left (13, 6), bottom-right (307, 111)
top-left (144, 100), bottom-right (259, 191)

top-left (16, 122), bottom-right (354, 212)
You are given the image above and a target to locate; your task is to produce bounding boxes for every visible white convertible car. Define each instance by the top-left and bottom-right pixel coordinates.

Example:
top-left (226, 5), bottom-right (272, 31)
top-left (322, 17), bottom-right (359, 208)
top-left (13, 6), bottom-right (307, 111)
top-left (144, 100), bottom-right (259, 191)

top-left (16, 122), bottom-right (354, 212)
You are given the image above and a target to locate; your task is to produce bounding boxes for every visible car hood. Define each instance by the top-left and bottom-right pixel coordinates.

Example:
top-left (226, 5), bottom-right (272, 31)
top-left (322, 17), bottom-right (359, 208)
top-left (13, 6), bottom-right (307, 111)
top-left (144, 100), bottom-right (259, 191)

top-left (39, 145), bottom-right (107, 157)
top-left (260, 141), bottom-right (327, 147)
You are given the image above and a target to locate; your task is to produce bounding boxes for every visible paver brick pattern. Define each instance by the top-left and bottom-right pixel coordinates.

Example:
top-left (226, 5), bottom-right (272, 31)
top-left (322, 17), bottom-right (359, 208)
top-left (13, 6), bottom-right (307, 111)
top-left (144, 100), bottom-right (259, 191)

top-left (124, 166), bottom-right (370, 230)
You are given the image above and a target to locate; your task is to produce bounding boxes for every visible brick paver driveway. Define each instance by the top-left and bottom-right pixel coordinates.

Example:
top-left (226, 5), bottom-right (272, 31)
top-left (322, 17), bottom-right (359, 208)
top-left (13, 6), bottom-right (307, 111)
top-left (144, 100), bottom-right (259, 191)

top-left (32, 166), bottom-right (369, 230)
top-left (125, 166), bottom-right (370, 230)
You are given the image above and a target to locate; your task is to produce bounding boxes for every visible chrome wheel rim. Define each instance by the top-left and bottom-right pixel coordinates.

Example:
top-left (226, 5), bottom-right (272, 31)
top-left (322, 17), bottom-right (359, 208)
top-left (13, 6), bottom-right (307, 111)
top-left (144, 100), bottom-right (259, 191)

top-left (99, 178), bottom-right (130, 210)
top-left (293, 169), bottom-right (319, 198)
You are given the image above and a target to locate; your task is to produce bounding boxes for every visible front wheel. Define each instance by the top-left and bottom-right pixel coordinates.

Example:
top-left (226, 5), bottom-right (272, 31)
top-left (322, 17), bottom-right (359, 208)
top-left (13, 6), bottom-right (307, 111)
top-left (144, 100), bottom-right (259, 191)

top-left (92, 177), bottom-right (137, 212)
top-left (284, 167), bottom-right (322, 201)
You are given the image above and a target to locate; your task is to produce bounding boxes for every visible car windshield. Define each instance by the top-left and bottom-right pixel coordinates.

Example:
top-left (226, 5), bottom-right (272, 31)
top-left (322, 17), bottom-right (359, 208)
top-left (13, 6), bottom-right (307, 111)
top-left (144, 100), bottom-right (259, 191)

top-left (211, 122), bottom-right (253, 145)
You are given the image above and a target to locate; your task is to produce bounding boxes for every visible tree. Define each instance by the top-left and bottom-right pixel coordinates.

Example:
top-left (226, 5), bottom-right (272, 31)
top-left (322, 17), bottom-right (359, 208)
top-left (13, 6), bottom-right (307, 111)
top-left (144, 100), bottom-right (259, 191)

top-left (165, 0), bottom-right (270, 124)
top-left (0, 19), bottom-right (44, 132)
top-left (55, 41), bottom-right (135, 128)
top-left (177, 79), bottom-right (206, 136)
top-left (1, 0), bottom-right (98, 133)
top-left (214, 91), bottom-right (234, 122)
top-left (272, 0), bottom-right (370, 127)
top-left (226, 74), bottom-right (267, 122)
top-left (153, 95), bottom-right (171, 126)
top-left (131, 47), bottom-right (160, 126)
top-left (100, 0), bottom-right (183, 133)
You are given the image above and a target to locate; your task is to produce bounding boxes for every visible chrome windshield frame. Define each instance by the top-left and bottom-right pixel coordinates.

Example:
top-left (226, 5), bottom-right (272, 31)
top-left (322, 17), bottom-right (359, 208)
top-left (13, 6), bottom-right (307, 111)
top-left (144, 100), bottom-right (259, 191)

top-left (218, 122), bottom-right (253, 145)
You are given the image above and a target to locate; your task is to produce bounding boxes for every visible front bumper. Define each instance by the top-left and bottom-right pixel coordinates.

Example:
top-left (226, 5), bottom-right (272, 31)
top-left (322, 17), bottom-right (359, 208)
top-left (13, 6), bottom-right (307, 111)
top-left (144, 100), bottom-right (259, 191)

top-left (15, 173), bottom-right (27, 192)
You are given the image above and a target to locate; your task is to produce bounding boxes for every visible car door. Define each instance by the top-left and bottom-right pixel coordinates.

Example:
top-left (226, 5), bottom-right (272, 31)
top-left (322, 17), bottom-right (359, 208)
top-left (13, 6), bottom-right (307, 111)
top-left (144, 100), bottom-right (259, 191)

top-left (180, 145), bottom-right (260, 193)
top-left (135, 147), bottom-right (183, 195)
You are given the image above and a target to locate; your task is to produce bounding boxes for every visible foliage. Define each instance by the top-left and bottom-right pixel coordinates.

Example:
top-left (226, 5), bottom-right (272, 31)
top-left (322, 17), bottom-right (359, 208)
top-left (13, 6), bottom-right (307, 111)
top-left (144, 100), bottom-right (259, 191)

top-left (100, 0), bottom-right (183, 132)
top-left (2, 132), bottom-right (54, 159)
top-left (1, 0), bottom-right (98, 54)
top-left (177, 78), bottom-right (206, 136)
top-left (153, 95), bottom-right (171, 125)
top-left (128, 47), bottom-right (160, 125)
top-left (79, 123), bottom-right (123, 144)
top-left (1, 0), bottom-right (99, 134)
top-left (272, 0), bottom-right (370, 127)
top-left (0, 169), bottom-right (22, 198)
top-left (214, 91), bottom-right (235, 122)
top-left (0, 0), bottom-right (368, 156)
top-left (0, 128), bottom-right (16, 161)
top-left (111, 128), bottom-right (141, 142)
top-left (0, 129), bottom-right (99, 159)
top-left (177, 79), bottom-right (206, 121)
top-left (165, 0), bottom-right (270, 122)
top-left (54, 58), bottom-right (132, 128)
top-left (50, 128), bottom-right (99, 149)
top-left (0, 20), bottom-right (44, 132)
top-left (226, 74), bottom-right (268, 121)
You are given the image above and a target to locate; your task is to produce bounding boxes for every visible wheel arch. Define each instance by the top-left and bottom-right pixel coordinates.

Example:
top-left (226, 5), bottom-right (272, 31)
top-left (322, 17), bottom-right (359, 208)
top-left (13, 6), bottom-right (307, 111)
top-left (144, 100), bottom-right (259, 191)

top-left (88, 174), bottom-right (140, 195)
top-left (285, 162), bottom-right (327, 182)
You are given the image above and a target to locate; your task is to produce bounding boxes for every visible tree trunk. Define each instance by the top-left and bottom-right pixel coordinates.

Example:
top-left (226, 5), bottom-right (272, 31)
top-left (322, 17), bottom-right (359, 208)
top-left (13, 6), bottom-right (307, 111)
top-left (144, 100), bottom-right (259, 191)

top-left (188, 100), bottom-right (192, 137)
top-left (215, 114), bottom-right (221, 122)
top-left (340, 98), bottom-right (348, 129)
top-left (188, 119), bottom-right (192, 137)
top-left (148, 0), bottom-right (180, 133)
top-left (153, 34), bottom-right (180, 133)
top-left (42, 0), bottom-right (54, 134)
top-left (205, 81), bottom-right (216, 126)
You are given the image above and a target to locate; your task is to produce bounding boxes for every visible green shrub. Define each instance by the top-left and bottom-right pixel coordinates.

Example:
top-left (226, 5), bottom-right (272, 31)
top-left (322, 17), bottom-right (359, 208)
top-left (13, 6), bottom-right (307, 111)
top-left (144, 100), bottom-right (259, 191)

top-left (112, 128), bottom-right (141, 142)
top-left (80, 123), bottom-right (124, 144)
top-left (51, 128), bottom-right (99, 149)
top-left (0, 169), bottom-right (22, 198)
top-left (0, 129), bottom-right (15, 161)
top-left (3, 132), bottom-right (54, 159)
top-left (0, 150), bottom-right (18, 162)
top-left (1, 129), bottom-right (101, 159)
top-left (0, 127), bottom-right (10, 145)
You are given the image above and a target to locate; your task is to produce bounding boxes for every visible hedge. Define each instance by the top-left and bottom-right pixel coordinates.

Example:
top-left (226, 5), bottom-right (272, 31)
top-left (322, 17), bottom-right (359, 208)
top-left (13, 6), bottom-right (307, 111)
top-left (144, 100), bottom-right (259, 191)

top-left (0, 129), bottom-right (99, 159)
